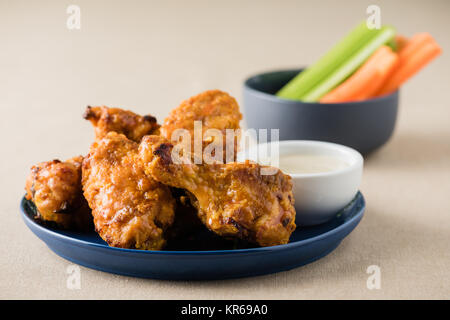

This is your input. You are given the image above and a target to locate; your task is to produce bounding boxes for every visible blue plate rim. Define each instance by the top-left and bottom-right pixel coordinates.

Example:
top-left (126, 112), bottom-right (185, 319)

top-left (20, 191), bottom-right (365, 256)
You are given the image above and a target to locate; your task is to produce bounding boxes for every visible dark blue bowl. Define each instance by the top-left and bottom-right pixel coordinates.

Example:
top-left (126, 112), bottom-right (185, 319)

top-left (243, 69), bottom-right (399, 154)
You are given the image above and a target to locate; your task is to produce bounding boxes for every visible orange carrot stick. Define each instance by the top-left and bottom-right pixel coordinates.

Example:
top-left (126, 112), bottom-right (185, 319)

top-left (395, 35), bottom-right (409, 52)
top-left (320, 46), bottom-right (398, 103)
top-left (377, 35), bottom-right (441, 96)
top-left (397, 33), bottom-right (433, 60)
top-left (353, 51), bottom-right (398, 100)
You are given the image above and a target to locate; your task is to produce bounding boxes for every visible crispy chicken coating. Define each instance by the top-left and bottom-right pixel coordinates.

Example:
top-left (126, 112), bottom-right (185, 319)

top-left (83, 106), bottom-right (160, 142)
top-left (25, 156), bottom-right (92, 230)
top-left (82, 132), bottom-right (175, 250)
top-left (160, 90), bottom-right (242, 162)
top-left (139, 136), bottom-right (296, 247)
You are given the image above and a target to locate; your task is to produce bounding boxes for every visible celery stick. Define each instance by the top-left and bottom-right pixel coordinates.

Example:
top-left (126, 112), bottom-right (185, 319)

top-left (302, 26), bottom-right (396, 102)
top-left (387, 37), bottom-right (398, 52)
top-left (276, 22), bottom-right (379, 100)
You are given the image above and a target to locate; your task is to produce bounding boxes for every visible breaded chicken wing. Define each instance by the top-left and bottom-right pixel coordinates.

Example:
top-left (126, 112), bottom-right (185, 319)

top-left (25, 156), bottom-right (92, 230)
top-left (84, 106), bottom-right (160, 142)
top-left (139, 136), bottom-right (296, 247)
top-left (160, 90), bottom-right (242, 162)
top-left (82, 132), bottom-right (175, 250)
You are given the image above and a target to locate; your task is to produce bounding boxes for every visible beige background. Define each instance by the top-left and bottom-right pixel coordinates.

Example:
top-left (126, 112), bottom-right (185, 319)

top-left (1, 0), bottom-right (449, 299)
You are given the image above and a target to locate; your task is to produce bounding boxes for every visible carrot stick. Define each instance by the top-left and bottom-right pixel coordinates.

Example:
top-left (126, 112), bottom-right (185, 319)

top-left (320, 46), bottom-right (398, 103)
top-left (354, 49), bottom-right (398, 100)
top-left (397, 33), bottom-right (433, 60)
top-left (319, 48), bottom-right (386, 103)
top-left (377, 35), bottom-right (441, 95)
top-left (395, 35), bottom-right (409, 52)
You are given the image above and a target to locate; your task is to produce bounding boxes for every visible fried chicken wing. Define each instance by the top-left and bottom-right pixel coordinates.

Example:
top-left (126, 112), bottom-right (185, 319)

top-left (139, 136), bottom-right (296, 247)
top-left (25, 156), bottom-right (92, 230)
top-left (83, 106), bottom-right (160, 142)
top-left (160, 90), bottom-right (242, 162)
top-left (82, 132), bottom-right (175, 250)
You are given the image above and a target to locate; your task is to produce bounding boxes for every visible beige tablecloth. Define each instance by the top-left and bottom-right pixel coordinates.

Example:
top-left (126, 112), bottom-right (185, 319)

top-left (1, 0), bottom-right (449, 299)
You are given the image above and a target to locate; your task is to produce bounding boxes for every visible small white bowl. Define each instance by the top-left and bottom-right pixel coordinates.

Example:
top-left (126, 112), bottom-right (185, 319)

top-left (238, 140), bottom-right (363, 226)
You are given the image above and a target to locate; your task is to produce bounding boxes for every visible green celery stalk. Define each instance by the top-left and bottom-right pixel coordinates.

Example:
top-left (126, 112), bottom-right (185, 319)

top-left (387, 37), bottom-right (398, 52)
top-left (301, 26), bottom-right (396, 102)
top-left (276, 22), bottom-right (379, 100)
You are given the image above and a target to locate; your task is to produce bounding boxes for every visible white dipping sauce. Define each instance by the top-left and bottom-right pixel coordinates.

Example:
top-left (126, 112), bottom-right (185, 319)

top-left (278, 153), bottom-right (350, 174)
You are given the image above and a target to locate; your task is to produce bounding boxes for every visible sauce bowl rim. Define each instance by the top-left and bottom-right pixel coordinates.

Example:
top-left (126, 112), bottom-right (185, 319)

top-left (242, 140), bottom-right (364, 179)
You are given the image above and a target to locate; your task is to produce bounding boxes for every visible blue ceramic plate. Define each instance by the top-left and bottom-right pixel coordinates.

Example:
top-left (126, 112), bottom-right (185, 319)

top-left (20, 192), bottom-right (365, 280)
